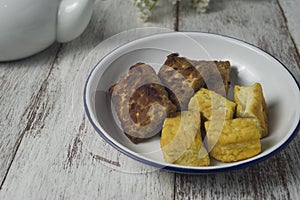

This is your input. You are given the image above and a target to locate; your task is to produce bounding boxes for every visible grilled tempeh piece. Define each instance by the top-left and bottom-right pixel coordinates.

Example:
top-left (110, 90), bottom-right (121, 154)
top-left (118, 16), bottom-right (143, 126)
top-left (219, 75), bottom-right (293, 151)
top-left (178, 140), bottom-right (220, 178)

top-left (109, 63), bottom-right (177, 143)
top-left (158, 53), bottom-right (231, 111)
top-left (158, 53), bottom-right (205, 111)
top-left (191, 59), bottom-right (231, 96)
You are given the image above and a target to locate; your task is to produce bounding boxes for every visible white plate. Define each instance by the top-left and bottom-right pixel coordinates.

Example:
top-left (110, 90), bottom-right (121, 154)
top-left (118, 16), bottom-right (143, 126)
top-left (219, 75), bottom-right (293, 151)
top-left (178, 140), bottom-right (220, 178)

top-left (84, 32), bottom-right (300, 173)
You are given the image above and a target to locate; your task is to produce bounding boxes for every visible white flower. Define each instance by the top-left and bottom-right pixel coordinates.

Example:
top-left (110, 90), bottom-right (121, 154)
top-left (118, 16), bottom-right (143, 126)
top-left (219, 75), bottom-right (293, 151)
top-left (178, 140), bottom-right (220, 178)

top-left (132, 0), bottom-right (158, 21)
top-left (190, 0), bottom-right (210, 13)
top-left (132, 0), bottom-right (211, 21)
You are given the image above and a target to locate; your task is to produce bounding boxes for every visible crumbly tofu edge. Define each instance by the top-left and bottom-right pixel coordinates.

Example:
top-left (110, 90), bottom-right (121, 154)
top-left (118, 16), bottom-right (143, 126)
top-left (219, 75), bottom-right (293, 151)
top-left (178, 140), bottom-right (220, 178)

top-left (160, 111), bottom-right (210, 166)
top-left (234, 83), bottom-right (268, 138)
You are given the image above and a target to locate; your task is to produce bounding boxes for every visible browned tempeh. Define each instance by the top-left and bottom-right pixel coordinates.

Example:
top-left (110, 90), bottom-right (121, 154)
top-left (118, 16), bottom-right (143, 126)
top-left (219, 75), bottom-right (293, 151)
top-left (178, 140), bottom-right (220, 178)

top-left (109, 63), bottom-right (177, 143)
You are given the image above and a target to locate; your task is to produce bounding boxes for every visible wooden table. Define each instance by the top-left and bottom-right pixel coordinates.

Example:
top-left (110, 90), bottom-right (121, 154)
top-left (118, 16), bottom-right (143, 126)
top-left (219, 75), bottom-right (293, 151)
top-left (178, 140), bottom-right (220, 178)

top-left (1, 0), bottom-right (299, 199)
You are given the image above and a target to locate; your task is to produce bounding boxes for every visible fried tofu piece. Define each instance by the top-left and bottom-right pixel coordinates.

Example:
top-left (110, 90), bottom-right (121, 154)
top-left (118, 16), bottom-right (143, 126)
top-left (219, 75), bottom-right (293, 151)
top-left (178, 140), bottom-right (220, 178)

top-left (174, 132), bottom-right (210, 166)
top-left (158, 53), bottom-right (231, 111)
top-left (204, 118), bottom-right (261, 162)
top-left (109, 63), bottom-right (177, 143)
top-left (160, 111), bottom-right (210, 166)
top-left (234, 83), bottom-right (268, 138)
top-left (188, 88), bottom-right (236, 121)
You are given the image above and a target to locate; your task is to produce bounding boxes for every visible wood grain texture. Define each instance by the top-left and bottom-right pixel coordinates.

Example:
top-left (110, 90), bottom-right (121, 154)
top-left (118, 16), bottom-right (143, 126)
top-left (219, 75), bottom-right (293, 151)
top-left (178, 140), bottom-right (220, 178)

top-left (176, 0), bottom-right (300, 199)
top-left (0, 0), bottom-right (299, 199)
top-left (0, 0), bottom-right (176, 199)
top-left (0, 44), bottom-right (60, 185)
top-left (278, 0), bottom-right (300, 55)
top-left (179, 0), bottom-right (300, 83)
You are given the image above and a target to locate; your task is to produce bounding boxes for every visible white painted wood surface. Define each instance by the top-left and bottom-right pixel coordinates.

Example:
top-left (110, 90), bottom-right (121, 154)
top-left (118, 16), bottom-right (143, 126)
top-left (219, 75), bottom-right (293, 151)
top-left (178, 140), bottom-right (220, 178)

top-left (278, 0), bottom-right (300, 54)
top-left (0, 44), bottom-right (60, 183)
top-left (0, 0), bottom-right (299, 199)
top-left (177, 0), bottom-right (300, 199)
top-left (0, 0), bottom-right (176, 199)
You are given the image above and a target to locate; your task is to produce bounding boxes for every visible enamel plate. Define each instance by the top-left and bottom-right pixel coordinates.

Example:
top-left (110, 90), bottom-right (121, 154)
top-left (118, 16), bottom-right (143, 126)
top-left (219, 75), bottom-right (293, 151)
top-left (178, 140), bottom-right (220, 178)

top-left (84, 32), bottom-right (300, 173)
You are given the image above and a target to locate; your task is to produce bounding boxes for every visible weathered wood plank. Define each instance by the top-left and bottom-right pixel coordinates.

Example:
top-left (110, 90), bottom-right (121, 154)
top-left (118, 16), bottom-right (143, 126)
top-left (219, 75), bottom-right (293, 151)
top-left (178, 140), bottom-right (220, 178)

top-left (175, 150), bottom-right (300, 200)
top-left (179, 0), bottom-right (300, 82)
top-left (0, 0), bottom-right (176, 199)
top-left (176, 0), bottom-right (300, 199)
top-left (0, 44), bottom-right (60, 185)
top-left (278, 0), bottom-right (300, 55)
top-left (1, 0), bottom-right (299, 199)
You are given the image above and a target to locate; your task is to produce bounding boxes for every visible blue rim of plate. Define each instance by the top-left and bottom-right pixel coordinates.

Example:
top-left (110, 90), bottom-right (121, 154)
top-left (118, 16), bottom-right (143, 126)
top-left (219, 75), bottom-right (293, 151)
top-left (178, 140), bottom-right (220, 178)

top-left (83, 31), bottom-right (300, 174)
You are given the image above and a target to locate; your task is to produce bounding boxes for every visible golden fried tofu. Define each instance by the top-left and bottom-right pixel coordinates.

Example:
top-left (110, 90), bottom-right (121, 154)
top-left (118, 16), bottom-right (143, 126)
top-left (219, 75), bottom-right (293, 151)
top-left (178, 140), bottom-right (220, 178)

top-left (188, 88), bottom-right (236, 121)
top-left (160, 111), bottom-right (210, 166)
top-left (204, 118), bottom-right (261, 162)
top-left (109, 63), bottom-right (177, 143)
top-left (234, 83), bottom-right (268, 138)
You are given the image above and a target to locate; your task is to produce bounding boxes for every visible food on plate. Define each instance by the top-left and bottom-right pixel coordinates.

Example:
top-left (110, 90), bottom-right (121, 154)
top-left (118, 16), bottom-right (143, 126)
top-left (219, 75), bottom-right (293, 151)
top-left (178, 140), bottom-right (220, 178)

top-left (191, 59), bottom-right (231, 96)
top-left (188, 88), bottom-right (236, 121)
top-left (158, 53), bottom-right (231, 111)
top-left (234, 83), bottom-right (268, 138)
top-left (160, 111), bottom-right (210, 166)
top-left (109, 63), bottom-right (177, 143)
top-left (158, 53), bottom-right (205, 111)
top-left (107, 52), bottom-right (269, 165)
top-left (204, 118), bottom-right (261, 162)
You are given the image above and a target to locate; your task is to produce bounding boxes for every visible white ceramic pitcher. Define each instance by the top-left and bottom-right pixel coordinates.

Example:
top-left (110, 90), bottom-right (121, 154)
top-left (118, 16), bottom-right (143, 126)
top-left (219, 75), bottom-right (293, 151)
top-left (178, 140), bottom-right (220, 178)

top-left (0, 0), bottom-right (95, 61)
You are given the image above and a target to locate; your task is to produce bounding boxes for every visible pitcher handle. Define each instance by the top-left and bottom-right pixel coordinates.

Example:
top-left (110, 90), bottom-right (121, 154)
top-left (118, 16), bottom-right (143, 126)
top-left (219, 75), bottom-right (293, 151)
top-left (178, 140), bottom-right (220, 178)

top-left (56, 0), bottom-right (95, 42)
